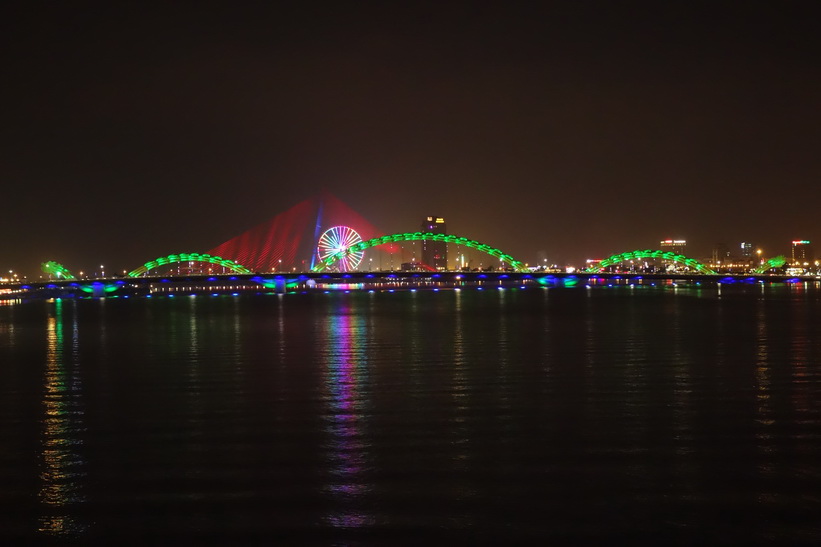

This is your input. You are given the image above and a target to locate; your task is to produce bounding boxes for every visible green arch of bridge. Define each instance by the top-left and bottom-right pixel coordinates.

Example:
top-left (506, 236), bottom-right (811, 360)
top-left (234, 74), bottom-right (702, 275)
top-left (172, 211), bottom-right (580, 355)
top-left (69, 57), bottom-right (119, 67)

top-left (312, 232), bottom-right (528, 272)
top-left (127, 253), bottom-right (252, 277)
top-left (586, 249), bottom-right (717, 275)
top-left (753, 255), bottom-right (786, 274)
top-left (41, 261), bottom-right (76, 280)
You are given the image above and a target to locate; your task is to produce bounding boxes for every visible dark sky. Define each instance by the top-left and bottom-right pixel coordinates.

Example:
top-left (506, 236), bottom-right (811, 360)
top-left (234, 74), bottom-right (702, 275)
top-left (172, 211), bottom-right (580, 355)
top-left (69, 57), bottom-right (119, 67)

top-left (3, 1), bottom-right (820, 274)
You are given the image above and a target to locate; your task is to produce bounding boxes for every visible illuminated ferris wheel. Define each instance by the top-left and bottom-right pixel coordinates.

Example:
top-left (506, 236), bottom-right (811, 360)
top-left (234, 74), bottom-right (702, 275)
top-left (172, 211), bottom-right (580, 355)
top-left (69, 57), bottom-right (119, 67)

top-left (316, 226), bottom-right (364, 271)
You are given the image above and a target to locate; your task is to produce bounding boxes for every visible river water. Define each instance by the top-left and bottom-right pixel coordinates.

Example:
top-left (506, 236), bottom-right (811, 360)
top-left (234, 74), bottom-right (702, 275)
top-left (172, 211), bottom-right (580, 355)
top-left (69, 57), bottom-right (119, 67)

top-left (1, 284), bottom-right (820, 544)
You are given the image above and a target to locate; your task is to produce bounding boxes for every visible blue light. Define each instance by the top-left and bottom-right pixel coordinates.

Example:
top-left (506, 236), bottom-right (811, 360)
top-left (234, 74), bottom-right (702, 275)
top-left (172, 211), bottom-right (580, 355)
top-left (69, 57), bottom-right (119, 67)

top-left (212, 293), bottom-right (219, 296)
top-left (168, 294), bottom-right (175, 298)
top-left (232, 293), bottom-right (239, 296)
top-left (208, 277), bottom-right (217, 281)
top-left (160, 278), bottom-right (170, 283)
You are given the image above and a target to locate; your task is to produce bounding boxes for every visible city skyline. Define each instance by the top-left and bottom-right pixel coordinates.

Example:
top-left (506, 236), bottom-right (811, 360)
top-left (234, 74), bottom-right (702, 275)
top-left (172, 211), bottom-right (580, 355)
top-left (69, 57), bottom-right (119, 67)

top-left (2, 3), bottom-right (820, 272)
top-left (0, 189), bottom-right (817, 279)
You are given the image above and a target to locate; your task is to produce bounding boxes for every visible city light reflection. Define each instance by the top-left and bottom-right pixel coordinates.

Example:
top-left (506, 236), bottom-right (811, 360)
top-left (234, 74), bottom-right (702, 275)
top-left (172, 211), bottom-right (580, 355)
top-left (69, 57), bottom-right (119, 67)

top-left (321, 306), bottom-right (373, 528)
top-left (39, 299), bottom-right (87, 535)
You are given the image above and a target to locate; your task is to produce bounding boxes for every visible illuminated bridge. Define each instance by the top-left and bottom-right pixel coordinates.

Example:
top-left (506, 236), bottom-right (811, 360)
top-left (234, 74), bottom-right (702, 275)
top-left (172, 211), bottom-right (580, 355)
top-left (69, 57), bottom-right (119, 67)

top-left (3, 270), bottom-right (815, 302)
top-left (10, 190), bottom-right (808, 300)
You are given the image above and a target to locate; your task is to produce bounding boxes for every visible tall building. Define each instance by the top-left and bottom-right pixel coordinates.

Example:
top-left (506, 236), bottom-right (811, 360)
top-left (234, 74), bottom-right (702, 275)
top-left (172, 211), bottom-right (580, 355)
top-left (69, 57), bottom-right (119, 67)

top-left (660, 239), bottom-right (687, 254)
top-left (792, 240), bottom-right (813, 263)
top-left (712, 243), bottom-right (730, 263)
top-left (740, 242), bottom-right (754, 259)
top-left (421, 216), bottom-right (448, 270)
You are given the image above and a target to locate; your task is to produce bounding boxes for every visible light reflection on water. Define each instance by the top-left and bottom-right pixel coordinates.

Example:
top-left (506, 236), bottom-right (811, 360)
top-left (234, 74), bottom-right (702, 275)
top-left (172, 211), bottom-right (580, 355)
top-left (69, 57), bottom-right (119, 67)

top-left (0, 285), bottom-right (819, 543)
top-left (39, 299), bottom-right (87, 536)
top-left (320, 303), bottom-right (373, 529)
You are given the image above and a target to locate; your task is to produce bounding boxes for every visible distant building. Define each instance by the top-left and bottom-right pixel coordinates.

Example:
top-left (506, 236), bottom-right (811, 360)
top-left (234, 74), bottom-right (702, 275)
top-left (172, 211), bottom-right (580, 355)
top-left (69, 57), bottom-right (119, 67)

top-left (739, 242), bottom-right (754, 259)
top-left (401, 262), bottom-right (434, 272)
top-left (660, 239), bottom-right (687, 255)
top-left (792, 240), bottom-right (813, 264)
top-left (712, 243), bottom-right (731, 264)
top-left (421, 216), bottom-right (448, 270)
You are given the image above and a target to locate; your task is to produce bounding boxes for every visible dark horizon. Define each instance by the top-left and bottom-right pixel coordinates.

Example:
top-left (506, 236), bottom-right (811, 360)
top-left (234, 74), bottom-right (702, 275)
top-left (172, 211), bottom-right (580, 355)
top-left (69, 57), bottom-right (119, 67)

top-left (2, 2), bottom-right (820, 275)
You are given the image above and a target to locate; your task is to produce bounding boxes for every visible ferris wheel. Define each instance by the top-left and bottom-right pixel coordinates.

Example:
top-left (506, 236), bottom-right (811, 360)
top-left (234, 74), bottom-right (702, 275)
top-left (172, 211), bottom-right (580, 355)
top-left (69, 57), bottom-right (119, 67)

top-left (316, 226), bottom-right (364, 271)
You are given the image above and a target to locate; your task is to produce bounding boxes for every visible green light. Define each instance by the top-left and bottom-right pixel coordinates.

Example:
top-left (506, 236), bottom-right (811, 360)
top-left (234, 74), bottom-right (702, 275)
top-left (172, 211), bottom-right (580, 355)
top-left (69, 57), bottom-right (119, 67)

top-left (41, 261), bottom-right (76, 280)
top-left (586, 249), bottom-right (717, 275)
top-left (127, 253), bottom-right (252, 277)
top-left (78, 283), bottom-right (121, 294)
top-left (311, 232), bottom-right (528, 272)
top-left (754, 255), bottom-right (786, 274)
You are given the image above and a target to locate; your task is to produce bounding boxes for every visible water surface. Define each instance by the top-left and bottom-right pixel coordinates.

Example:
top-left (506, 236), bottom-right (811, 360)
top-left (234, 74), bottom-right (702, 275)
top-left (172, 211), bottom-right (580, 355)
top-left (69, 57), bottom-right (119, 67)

top-left (1, 285), bottom-right (820, 543)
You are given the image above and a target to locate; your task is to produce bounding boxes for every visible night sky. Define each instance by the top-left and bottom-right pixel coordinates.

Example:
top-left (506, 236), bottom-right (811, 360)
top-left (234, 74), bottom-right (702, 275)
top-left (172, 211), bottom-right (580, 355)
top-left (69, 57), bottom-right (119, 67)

top-left (3, 2), bottom-right (820, 275)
